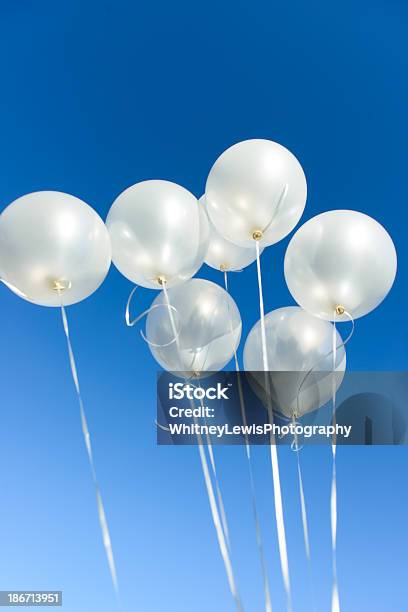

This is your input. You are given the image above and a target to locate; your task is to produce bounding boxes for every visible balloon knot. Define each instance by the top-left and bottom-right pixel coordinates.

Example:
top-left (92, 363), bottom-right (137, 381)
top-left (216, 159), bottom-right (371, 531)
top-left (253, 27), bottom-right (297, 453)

top-left (51, 279), bottom-right (71, 292)
top-left (157, 275), bottom-right (167, 286)
top-left (335, 304), bottom-right (345, 316)
top-left (252, 229), bottom-right (263, 241)
top-left (219, 263), bottom-right (228, 272)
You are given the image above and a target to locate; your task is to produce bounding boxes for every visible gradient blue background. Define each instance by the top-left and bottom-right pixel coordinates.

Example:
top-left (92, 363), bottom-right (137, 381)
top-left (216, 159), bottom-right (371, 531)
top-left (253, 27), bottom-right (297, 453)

top-left (0, 1), bottom-right (407, 610)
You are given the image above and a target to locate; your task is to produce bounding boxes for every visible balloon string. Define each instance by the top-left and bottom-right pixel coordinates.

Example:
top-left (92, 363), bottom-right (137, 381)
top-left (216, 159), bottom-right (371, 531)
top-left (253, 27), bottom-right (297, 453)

top-left (161, 282), bottom-right (243, 611)
top-left (255, 242), bottom-right (293, 612)
top-left (197, 390), bottom-right (231, 550)
top-left (125, 284), bottom-right (182, 348)
top-left (331, 310), bottom-right (340, 612)
top-left (57, 292), bottom-right (120, 609)
top-left (292, 311), bottom-right (353, 612)
top-left (194, 414), bottom-right (244, 612)
top-left (255, 242), bottom-right (269, 373)
top-left (296, 313), bottom-right (355, 416)
top-left (161, 282), bottom-right (182, 357)
top-left (295, 449), bottom-right (310, 558)
top-left (223, 270), bottom-right (273, 612)
top-left (261, 184), bottom-right (289, 235)
top-left (293, 428), bottom-right (317, 612)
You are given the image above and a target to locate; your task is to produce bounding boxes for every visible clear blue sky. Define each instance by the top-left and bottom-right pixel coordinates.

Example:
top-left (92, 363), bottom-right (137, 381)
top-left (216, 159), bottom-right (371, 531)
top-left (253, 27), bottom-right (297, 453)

top-left (0, 1), bottom-right (407, 611)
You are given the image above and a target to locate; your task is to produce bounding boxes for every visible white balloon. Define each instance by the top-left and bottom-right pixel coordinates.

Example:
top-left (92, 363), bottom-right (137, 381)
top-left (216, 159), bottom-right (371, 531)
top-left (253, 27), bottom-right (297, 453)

top-left (284, 210), bottom-right (397, 321)
top-left (243, 307), bottom-right (346, 418)
top-left (106, 180), bottom-right (209, 289)
top-left (0, 191), bottom-right (111, 307)
top-left (205, 139), bottom-right (307, 248)
top-left (146, 278), bottom-right (241, 374)
top-left (200, 196), bottom-right (262, 271)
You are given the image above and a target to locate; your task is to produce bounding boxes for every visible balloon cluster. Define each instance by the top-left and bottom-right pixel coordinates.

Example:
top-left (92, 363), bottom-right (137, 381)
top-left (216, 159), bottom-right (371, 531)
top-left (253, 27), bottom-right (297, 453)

top-left (0, 139), bottom-right (397, 415)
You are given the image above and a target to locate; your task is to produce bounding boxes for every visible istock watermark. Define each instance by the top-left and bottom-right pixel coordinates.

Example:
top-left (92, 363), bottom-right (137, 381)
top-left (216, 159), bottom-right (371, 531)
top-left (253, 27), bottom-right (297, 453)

top-left (157, 371), bottom-right (408, 445)
top-left (166, 422), bottom-right (352, 440)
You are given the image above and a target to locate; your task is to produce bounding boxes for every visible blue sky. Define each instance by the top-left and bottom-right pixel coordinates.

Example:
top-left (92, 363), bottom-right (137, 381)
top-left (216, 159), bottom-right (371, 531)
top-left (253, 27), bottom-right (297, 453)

top-left (0, 1), bottom-right (407, 610)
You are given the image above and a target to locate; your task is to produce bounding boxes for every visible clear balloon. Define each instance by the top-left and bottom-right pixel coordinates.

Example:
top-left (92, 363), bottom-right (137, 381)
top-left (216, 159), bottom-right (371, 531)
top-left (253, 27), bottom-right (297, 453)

top-left (243, 306), bottom-right (346, 418)
top-left (284, 210), bottom-right (397, 321)
top-left (200, 196), bottom-right (262, 271)
top-left (106, 180), bottom-right (209, 289)
top-left (205, 139), bottom-right (307, 248)
top-left (0, 191), bottom-right (111, 307)
top-left (146, 278), bottom-right (242, 374)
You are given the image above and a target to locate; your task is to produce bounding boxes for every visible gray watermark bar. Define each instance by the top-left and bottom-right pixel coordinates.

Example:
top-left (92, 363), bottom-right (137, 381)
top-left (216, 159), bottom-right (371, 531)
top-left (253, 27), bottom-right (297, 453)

top-left (157, 371), bottom-right (408, 445)
top-left (0, 592), bottom-right (62, 606)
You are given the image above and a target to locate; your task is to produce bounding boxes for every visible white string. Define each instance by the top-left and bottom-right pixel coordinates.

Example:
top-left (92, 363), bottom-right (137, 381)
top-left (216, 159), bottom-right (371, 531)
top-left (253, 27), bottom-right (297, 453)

top-left (293, 309), bottom-right (354, 612)
top-left (290, 405), bottom-right (315, 610)
top-left (291, 417), bottom-right (312, 565)
top-left (161, 282), bottom-right (243, 611)
top-left (255, 242), bottom-right (269, 374)
top-left (261, 184), bottom-right (289, 235)
top-left (58, 294), bottom-right (120, 608)
top-left (294, 444), bottom-right (317, 612)
top-left (223, 270), bottom-right (273, 612)
top-left (331, 310), bottom-right (340, 612)
top-left (255, 242), bottom-right (292, 612)
top-left (197, 389), bottom-right (231, 550)
top-left (196, 424), bottom-right (243, 612)
top-left (125, 284), bottom-right (181, 348)
top-left (295, 450), bottom-right (310, 559)
top-left (296, 314), bottom-right (355, 417)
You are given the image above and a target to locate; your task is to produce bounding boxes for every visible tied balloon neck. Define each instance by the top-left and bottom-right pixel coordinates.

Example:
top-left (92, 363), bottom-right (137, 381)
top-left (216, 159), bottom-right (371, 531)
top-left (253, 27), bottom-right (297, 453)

top-left (252, 229), bottom-right (263, 241)
top-left (157, 275), bottom-right (167, 287)
top-left (335, 305), bottom-right (345, 316)
top-left (51, 279), bottom-right (72, 293)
